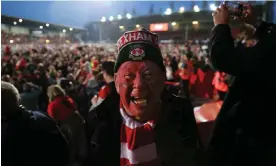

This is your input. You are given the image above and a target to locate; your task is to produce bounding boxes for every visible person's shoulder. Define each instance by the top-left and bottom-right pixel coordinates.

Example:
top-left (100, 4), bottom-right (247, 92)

top-left (23, 110), bottom-right (58, 131)
top-left (164, 91), bottom-right (195, 124)
top-left (29, 110), bottom-right (52, 120)
top-left (89, 94), bottom-right (120, 119)
top-left (163, 93), bottom-right (198, 143)
top-left (47, 99), bottom-right (57, 108)
top-left (163, 89), bottom-right (193, 110)
top-left (212, 24), bottom-right (231, 33)
top-left (86, 94), bottom-right (120, 139)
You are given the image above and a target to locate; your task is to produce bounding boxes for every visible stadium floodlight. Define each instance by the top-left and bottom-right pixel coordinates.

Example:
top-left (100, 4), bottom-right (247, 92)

top-left (119, 25), bottom-right (124, 29)
top-left (101, 16), bottom-right (106, 22)
top-left (117, 15), bottom-right (122, 20)
top-left (46, 23), bottom-right (50, 27)
top-left (192, 21), bottom-right (199, 25)
top-left (109, 16), bottom-right (114, 21)
top-left (193, 5), bottom-right (200, 12)
top-left (126, 13), bottom-right (132, 19)
top-left (164, 8), bottom-right (172, 15)
top-left (19, 19), bottom-right (23, 23)
top-left (10, 40), bottom-right (14, 44)
top-left (39, 26), bottom-right (43, 29)
top-left (63, 29), bottom-right (66, 33)
top-left (13, 21), bottom-right (17, 25)
top-left (69, 28), bottom-right (73, 31)
top-left (171, 22), bottom-right (177, 26)
top-left (179, 7), bottom-right (185, 13)
top-left (136, 24), bottom-right (140, 28)
top-left (209, 4), bottom-right (217, 11)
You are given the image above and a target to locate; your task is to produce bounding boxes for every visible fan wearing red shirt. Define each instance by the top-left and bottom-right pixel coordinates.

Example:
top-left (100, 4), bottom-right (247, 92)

top-left (47, 85), bottom-right (77, 121)
top-left (91, 61), bottom-right (115, 106)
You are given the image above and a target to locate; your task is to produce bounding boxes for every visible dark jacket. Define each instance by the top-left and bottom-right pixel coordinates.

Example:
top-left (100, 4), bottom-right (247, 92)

top-left (85, 85), bottom-right (206, 166)
top-left (20, 90), bottom-right (41, 110)
top-left (208, 22), bottom-right (276, 166)
top-left (2, 106), bottom-right (69, 166)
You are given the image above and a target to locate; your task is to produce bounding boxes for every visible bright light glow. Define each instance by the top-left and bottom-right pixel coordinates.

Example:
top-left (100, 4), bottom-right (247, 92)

top-left (192, 21), bottom-right (199, 25)
top-left (155, 24), bottom-right (163, 29)
top-left (209, 4), bottom-right (217, 11)
top-left (119, 25), bottom-right (124, 29)
top-left (150, 23), bottom-right (169, 32)
top-left (63, 29), bottom-right (66, 33)
top-left (171, 22), bottom-right (177, 26)
top-left (179, 7), bottom-right (185, 13)
top-left (193, 5), bottom-right (200, 12)
top-left (109, 16), bottom-right (114, 21)
top-left (19, 19), bottom-right (23, 23)
top-left (101, 16), bottom-right (106, 22)
top-left (66, 40), bottom-right (70, 43)
top-left (9, 40), bottom-right (14, 44)
top-left (117, 15), bottom-right (122, 20)
top-left (45, 40), bottom-right (50, 44)
top-left (126, 13), bottom-right (132, 19)
top-left (13, 21), bottom-right (17, 25)
top-left (69, 28), bottom-right (73, 31)
top-left (164, 8), bottom-right (172, 15)
top-left (39, 26), bottom-right (43, 29)
top-left (136, 24), bottom-right (140, 28)
top-left (46, 23), bottom-right (50, 27)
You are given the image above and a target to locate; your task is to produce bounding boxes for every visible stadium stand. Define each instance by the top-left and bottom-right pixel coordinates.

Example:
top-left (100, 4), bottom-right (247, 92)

top-left (84, 3), bottom-right (267, 43)
top-left (1, 15), bottom-right (86, 44)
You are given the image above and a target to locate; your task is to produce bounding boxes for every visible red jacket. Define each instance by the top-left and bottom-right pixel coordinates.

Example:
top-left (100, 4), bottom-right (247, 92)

top-left (47, 96), bottom-right (77, 121)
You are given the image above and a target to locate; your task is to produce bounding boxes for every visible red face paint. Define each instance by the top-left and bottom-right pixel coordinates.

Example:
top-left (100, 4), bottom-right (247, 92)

top-left (115, 60), bottom-right (165, 121)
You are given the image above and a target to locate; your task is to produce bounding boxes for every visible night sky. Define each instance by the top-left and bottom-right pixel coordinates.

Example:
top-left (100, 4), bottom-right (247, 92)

top-left (2, 1), bottom-right (222, 27)
top-left (2, 1), bottom-right (268, 27)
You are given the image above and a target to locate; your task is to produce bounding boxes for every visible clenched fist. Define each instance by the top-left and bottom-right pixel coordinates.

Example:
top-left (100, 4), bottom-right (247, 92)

top-left (212, 4), bottom-right (229, 26)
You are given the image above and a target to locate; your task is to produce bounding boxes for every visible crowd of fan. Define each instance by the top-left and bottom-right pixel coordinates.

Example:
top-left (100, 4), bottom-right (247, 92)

top-left (3, 2), bottom-right (275, 165)
top-left (1, 30), bottom-right (77, 45)
top-left (1, 40), bottom-right (219, 117)
top-left (0, 29), bottom-right (258, 166)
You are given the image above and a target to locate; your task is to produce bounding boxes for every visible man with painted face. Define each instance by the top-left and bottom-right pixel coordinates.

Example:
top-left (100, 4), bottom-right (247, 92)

top-left (86, 29), bottom-right (204, 166)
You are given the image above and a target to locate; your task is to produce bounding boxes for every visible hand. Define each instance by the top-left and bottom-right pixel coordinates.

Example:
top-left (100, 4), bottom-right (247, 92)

top-left (212, 4), bottom-right (229, 26)
top-left (233, 2), bottom-right (257, 26)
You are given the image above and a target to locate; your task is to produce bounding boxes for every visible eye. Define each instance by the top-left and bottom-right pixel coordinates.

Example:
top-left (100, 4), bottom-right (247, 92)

top-left (144, 71), bottom-right (152, 79)
top-left (124, 73), bottom-right (135, 80)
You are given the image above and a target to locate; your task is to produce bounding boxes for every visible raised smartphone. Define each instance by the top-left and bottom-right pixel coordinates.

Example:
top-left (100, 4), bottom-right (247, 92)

top-left (225, 1), bottom-right (244, 17)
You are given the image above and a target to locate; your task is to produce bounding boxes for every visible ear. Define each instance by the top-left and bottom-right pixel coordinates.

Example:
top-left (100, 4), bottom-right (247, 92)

top-left (114, 73), bottom-right (120, 93)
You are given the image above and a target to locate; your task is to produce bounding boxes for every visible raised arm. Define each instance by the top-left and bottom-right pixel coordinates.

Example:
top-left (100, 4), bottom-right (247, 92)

top-left (210, 3), bottom-right (275, 77)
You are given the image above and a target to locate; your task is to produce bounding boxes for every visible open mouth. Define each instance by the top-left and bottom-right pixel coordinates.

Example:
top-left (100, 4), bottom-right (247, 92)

top-left (131, 96), bottom-right (147, 106)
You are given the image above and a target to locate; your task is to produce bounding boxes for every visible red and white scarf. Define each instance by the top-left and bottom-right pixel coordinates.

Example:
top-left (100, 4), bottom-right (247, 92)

top-left (120, 108), bottom-right (160, 166)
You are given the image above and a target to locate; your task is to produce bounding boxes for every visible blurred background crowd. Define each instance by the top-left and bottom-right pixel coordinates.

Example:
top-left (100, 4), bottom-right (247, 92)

top-left (2, 1), bottom-right (274, 117)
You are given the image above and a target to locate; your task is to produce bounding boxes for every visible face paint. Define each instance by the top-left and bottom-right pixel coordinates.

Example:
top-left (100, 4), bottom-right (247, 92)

top-left (115, 60), bottom-right (165, 122)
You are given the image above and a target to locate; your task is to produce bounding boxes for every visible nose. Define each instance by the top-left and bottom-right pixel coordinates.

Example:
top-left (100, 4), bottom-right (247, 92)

top-left (132, 74), bottom-right (146, 91)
